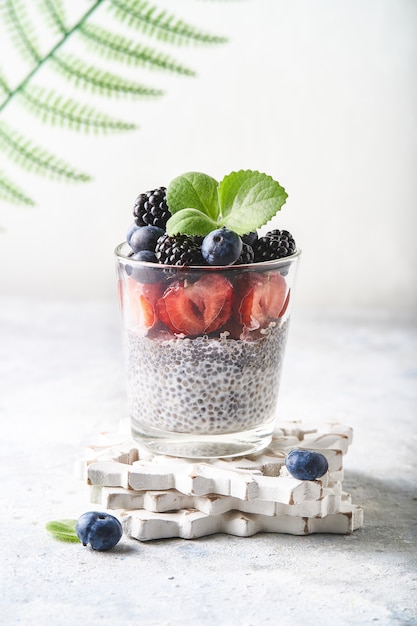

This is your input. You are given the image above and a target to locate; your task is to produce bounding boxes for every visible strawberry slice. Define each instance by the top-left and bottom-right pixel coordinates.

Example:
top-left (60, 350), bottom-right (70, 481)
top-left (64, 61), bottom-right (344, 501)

top-left (155, 274), bottom-right (234, 336)
top-left (118, 277), bottom-right (163, 332)
top-left (236, 271), bottom-right (288, 331)
top-left (278, 289), bottom-right (291, 318)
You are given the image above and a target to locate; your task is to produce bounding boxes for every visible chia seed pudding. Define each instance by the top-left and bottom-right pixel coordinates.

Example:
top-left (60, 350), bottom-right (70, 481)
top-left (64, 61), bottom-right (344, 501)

top-left (125, 320), bottom-right (289, 436)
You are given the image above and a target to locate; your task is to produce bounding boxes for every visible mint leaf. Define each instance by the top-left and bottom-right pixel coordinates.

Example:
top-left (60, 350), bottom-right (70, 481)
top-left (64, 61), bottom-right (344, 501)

top-left (166, 172), bottom-right (219, 221)
top-left (166, 209), bottom-right (217, 236)
top-left (218, 170), bottom-right (288, 235)
top-left (45, 519), bottom-right (80, 543)
top-left (165, 169), bottom-right (289, 238)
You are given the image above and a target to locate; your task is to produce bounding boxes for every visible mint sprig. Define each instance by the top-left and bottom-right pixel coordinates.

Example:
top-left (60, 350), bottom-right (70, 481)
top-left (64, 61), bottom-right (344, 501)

top-left (165, 170), bottom-right (288, 236)
top-left (45, 519), bottom-right (80, 543)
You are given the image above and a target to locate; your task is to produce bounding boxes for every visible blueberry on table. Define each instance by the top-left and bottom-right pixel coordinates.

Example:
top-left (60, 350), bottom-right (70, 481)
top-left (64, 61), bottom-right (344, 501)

top-left (202, 228), bottom-right (243, 266)
top-left (76, 512), bottom-right (123, 551)
top-left (285, 449), bottom-right (329, 481)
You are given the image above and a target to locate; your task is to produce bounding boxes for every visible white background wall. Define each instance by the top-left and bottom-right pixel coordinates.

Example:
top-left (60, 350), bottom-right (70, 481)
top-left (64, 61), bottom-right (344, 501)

top-left (0, 0), bottom-right (416, 311)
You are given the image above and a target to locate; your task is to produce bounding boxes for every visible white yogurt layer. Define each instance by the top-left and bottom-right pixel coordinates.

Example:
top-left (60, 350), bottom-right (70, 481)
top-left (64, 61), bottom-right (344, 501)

top-left (125, 320), bottom-right (289, 435)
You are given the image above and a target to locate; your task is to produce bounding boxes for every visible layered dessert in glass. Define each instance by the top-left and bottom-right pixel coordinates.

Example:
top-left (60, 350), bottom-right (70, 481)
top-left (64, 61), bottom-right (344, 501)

top-left (115, 170), bottom-right (300, 458)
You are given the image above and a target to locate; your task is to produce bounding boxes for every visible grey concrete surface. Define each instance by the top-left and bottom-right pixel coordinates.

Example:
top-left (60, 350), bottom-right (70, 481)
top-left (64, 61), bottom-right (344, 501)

top-left (1, 298), bottom-right (416, 626)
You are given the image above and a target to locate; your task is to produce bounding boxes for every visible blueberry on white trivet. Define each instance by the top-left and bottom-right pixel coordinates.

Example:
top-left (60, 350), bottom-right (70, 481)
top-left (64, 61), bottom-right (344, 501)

top-left (285, 449), bottom-right (329, 481)
top-left (76, 511), bottom-right (122, 551)
top-left (202, 227), bottom-right (243, 265)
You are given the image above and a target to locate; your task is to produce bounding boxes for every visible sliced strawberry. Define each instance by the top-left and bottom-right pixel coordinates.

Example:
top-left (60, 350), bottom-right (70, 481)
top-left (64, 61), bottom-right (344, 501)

top-left (278, 288), bottom-right (291, 318)
top-left (236, 271), bottom-right (288, 331)
top-left (155, 274), bottom-right (234, 336)
top-left (118, 277), bottom-right (163, 332)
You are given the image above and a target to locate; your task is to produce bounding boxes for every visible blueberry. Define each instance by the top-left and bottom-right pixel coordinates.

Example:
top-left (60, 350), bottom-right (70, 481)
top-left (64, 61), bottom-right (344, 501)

top-left (129, 225), bottom-right (165, 253)
top-left (126, 250), bottom-right (159, 283)
top-left (76, 511), bottom-right (123, 551)
top-left (201, 228), bottom-right (243, 266)
top-left (285, 449), bottom-right (329, 481)
top-left (126, 222), bottom-right (140, 246)
top-left (131, 250), bottom-right (158, 263)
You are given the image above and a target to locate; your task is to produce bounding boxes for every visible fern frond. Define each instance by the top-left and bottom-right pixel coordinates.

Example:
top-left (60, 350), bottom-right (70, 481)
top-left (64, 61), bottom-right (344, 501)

top-left (108, 0), bottom-right (228, 46)
top-left (51, 53), bottom-right (164, 97)
top-left (2, 0), bottom-right (42, 64)
top-left (18, 85), bottom-right (137, 133)
top-left (40, 0), bottom-right (68, 36)
top-left (0, 71), bottom-right (11, 98)
top-left (78, 23), bottom-right (196, 76)
top-left (0, 121), bottom-right (90, 181)
top-left (0, 169), bottom-right (35, 206)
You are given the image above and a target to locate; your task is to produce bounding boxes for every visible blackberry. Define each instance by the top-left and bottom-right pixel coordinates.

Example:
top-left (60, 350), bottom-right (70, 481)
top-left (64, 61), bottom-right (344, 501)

top-left (254, 230), bottom-right (296, 262)
top-left (234, 242), bottom-right (255, 265)
top-left (241, 231), bottom-right (258, 247)
top-left (155, 233), bottom-right (205, 266)
top-left (133, 186), bottom-right (170, 229)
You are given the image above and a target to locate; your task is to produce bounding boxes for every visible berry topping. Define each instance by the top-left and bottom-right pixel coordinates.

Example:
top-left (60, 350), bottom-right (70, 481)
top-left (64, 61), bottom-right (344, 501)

top-left (129, 225), bottom-right (165, 253)
top-left (133, 186), bottom-right (171, 230)
top-left (156, 274), bottom-right (234, 336)
top-left (201, 228), bottom-right (243, 266)
top-left (122, 170), bottom-right (297, 337)
top-left (241, 231), bottom-right (258, 247)
top-left (254, 230), bottom-right (296, 262)
top-left (126, 222), bottom-right (139, 245)
top-left (234, 241), bottom-right (255, 265)
top-left (119, 277), bottom-right (162, 331)
top-left (285, 449), bottom-right (329, 481)
top-left (155, 233), bottom-right (204, 266)
top-left (130, 250), bottom-right (158, 263)
top-left (125, 250), bottom-right (159, 283)
top-left (76, 511), bottom-right (122, 551)
top-left (236, 272), bottom-right (288, 331)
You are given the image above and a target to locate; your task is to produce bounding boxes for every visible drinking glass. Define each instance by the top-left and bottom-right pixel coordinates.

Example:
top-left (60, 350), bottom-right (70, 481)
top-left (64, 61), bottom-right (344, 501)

top-left (115, 242), bottom-right (301, 458)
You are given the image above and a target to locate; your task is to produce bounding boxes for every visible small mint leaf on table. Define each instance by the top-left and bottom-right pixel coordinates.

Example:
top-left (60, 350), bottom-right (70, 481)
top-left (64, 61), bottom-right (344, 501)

top-left (218, 170), bottom-right (288, 235)
top-left (166, 208), bottom-right (217, 236)
top-left (166, 172), bottom-right (220, 221)
top-left (45, 519), bottom-right (80, 543)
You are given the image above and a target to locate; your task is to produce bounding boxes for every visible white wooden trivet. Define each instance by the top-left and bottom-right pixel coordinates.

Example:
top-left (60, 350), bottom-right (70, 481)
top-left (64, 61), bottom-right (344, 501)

top-left (76, 421), bottom-right (363, 538)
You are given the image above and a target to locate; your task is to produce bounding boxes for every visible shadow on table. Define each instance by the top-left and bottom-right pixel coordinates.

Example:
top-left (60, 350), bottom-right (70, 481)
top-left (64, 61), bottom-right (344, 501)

top-left (319, 470), bottom-right (417, 556)
top-left (188, 470), bottom-right (417, 563)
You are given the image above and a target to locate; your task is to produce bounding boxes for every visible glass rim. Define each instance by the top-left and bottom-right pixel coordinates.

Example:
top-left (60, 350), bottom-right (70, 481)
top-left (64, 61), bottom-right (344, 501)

top-left (114, 241), bottom-right (301, 272)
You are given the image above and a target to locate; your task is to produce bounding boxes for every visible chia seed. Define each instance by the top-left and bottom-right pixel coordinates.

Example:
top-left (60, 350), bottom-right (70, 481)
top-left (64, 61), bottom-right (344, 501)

top-left (124, 321), bottom-right (289, 435)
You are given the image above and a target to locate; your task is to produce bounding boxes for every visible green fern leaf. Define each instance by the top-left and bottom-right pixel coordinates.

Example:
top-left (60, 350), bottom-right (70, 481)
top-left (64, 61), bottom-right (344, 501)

top-left (108, 0), bottom-right (228, 46)
top-left (51, 53), bottom-right (164, 98)
top-left (0, 169), bottom-right (35, 205)
top-left (2, 0), bottom-right (42, 64)
top-left (0, 0), bottom-right (237, 209)
top-left (0, 71), bottom-right (11, 98)
top-left (40, 0), bottom-right (68, 36)
top-left (18, 85), bottom-right (137, 133)
top-left (78, 22), bottom-right (196, 76)
top-left (0, 121), bottom-right (90, 181)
